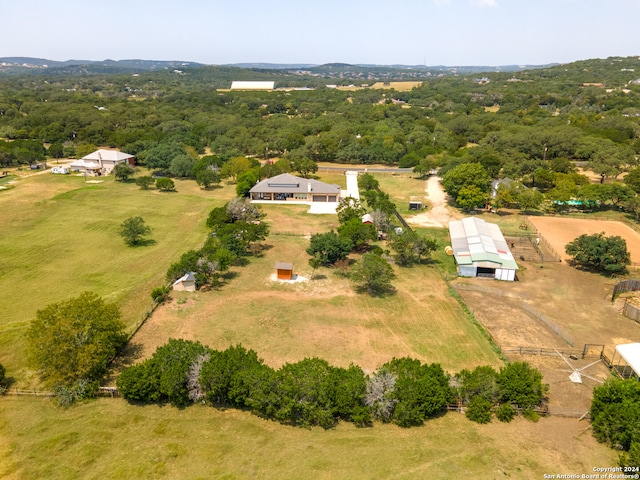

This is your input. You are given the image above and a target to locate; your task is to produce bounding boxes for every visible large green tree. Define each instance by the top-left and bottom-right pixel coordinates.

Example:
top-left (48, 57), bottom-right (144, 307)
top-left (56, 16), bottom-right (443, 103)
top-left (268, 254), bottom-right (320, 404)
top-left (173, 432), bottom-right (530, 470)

top-left (565, 233), bottom-right (630, 275)
top-left (119, 216), bottom-right (152, 246)
top-left (591, 378), bottom-right (640, 467)
top-left (351, 252), bottom-right (395, 296)
top-left (306, 231), bottom-right (352, 266)
top-left (27, 292), bottom-right (127, 387)
top-left (441, 162), bottom-right (492, 204)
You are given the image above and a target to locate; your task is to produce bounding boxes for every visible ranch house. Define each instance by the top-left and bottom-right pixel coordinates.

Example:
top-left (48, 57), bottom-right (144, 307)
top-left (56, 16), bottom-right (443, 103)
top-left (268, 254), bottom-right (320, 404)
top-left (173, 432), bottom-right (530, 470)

top-left (249, 173), bottom-right (341, 204)
top-left (69, 149), bottom-right (135, 175)
top-left (448, 217), bottom-right (518, 281)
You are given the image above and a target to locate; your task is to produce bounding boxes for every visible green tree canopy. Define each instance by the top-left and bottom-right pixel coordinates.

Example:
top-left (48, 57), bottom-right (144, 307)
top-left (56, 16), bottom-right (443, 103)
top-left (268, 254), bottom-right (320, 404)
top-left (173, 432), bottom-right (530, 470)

top-left (565, 232), bottom-right (630, 276)
top-left (351, 252), bottom-right (395, 296)
top-left (119, 216), bottom-right (152, 246)
top-left (27, 292), bottom-right (127, 387)
top-left (135, 175), bottom-right (155, 190)
top-left (496, 362), bottom-right (545, 409)
top-left (156, 177), bottom-right (176, 192)
top-left (113, 162), bottom-right (135, 182)
top-left (306, 231), bottom-right (352, 266)
top-left (441, 162), bottom-right (492, 202)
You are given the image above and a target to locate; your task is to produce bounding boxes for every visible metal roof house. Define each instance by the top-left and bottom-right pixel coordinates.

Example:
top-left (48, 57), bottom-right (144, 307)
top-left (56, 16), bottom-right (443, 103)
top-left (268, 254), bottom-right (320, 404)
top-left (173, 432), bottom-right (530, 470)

top-left (69, 149), bottom-right (135, 175)
top-left (249, 173), bottom-right (341, 205)
top-left (448, 217), bottom-right (518, 281)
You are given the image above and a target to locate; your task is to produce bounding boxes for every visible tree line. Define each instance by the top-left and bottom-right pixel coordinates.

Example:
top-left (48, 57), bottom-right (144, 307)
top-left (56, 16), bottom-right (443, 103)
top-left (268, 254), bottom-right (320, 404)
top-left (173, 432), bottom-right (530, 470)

top-left (117, 338), bottom-right (547, 429)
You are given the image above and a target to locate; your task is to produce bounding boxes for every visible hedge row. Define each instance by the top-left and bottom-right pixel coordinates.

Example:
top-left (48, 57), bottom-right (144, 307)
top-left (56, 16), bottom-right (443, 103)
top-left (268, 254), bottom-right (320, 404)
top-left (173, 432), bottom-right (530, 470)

top-left (117, 339), bottom-right (546, 429)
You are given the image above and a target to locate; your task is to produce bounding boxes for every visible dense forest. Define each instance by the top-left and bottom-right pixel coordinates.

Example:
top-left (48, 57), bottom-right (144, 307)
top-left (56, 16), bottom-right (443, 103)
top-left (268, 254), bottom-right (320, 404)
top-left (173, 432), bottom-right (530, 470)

top-left (1, 56), bottom-right (640, 213)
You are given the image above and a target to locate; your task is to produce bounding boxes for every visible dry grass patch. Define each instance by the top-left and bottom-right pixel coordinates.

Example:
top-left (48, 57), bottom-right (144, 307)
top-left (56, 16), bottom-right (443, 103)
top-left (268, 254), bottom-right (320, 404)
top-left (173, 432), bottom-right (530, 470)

top-left (370, 81), bottom-right (424, 91)
top-left (130, 230), bottom-right (501, 373)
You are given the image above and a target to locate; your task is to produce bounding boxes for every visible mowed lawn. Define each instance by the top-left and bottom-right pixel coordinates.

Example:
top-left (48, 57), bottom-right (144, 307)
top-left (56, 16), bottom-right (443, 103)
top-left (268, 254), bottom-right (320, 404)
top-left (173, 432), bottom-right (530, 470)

top-left (0, 172), bottom-right (236, 386)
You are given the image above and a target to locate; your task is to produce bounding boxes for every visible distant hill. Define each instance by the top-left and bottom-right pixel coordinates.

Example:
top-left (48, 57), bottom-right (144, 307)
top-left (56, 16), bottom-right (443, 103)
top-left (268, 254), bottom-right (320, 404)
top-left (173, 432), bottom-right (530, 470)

top-left (0, 58), bottom-right (205, 75)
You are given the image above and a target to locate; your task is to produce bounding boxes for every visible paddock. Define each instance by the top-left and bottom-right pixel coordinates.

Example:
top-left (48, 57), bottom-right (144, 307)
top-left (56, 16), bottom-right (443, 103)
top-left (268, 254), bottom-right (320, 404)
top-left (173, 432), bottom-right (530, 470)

top-left (527, 216), bottom-right (640, 264)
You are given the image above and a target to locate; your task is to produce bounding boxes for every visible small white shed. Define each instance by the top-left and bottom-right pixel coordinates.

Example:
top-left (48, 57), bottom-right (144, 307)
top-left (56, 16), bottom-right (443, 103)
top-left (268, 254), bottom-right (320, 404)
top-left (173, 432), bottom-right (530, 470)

top-left (173, 272), bottom-right (196, 292)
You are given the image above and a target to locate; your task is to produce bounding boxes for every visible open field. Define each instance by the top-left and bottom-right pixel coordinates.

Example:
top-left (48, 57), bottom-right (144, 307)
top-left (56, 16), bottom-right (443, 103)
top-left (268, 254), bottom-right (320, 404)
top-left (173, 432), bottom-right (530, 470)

top-left (370, 81), bottom-right (424, 91)
top-left (0, 169), bottom-right (628, 477)
top-left (528, 216), bottom-right (640, 263)
top-left (0, 171), bottom-right (236, 386)
top-left (0, 396), bottom-right (616, 480)
top-left (129, 213), bottom-right (501, 373)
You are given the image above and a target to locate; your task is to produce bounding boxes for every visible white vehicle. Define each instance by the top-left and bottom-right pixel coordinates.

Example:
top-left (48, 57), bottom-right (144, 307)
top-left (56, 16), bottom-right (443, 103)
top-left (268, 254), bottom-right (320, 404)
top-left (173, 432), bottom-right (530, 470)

top-left (51, 166), bottom-right (70, 174)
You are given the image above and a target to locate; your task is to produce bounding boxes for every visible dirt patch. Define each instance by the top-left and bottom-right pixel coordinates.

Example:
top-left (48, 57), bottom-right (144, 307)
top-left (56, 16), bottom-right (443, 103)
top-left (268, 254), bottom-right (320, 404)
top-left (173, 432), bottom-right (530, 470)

top-left (453, 260), bottom-right (640, 418)
top-left (528, 216), bottom-right (640, 263)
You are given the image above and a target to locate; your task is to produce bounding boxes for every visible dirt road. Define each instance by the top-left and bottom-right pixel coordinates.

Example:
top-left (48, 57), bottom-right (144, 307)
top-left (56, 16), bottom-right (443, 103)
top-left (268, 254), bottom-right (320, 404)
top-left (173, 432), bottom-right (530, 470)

top-left (406, 176), bottom-right (460, 228)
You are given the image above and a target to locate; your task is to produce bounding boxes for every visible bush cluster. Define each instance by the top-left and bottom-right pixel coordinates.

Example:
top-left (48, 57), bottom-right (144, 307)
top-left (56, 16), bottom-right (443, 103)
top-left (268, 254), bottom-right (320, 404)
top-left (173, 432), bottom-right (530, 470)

top-left (118, 340), bottom-right (546, 429)
top-left (164, 199), bottom-right (268, 289)
top-left (456, 362), bottom-right (547, 424)
top-left (591, 378), bottom-right (640, 468)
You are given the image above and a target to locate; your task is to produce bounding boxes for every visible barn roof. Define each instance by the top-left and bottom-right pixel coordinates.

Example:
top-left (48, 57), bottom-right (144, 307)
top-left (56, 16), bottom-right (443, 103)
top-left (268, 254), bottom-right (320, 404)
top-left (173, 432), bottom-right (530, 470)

top-left (250, 173), bottom-right (340, 195)
top-left (448, 217), bottom-right (518, 270)
top-left (615, 343), bottom-right (640, 376)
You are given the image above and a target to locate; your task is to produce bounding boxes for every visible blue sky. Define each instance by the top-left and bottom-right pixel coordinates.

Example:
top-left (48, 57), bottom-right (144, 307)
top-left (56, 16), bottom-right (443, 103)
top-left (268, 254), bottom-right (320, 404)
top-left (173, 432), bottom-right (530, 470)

top-left (2, 0), bottom-right (639, 66)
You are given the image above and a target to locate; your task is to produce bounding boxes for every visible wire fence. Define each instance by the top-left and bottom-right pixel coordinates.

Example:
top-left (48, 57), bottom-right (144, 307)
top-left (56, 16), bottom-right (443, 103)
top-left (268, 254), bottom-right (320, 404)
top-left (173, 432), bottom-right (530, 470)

top-left (450, 282), bottom-right (574, 346)
top-left (523, 217), bottom-right (563, 262)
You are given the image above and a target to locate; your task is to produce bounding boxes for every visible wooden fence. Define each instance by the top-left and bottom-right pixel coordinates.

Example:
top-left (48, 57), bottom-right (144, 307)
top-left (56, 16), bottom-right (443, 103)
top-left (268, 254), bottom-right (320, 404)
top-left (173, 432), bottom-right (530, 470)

top-left (2, 386), bottom-right (120, 398)
top-left (523, 216), bottom-right (562, 262)
top-left (623, 300), bottom-right (640, 323)
top-left (612, 279), bottom-right (640, 301)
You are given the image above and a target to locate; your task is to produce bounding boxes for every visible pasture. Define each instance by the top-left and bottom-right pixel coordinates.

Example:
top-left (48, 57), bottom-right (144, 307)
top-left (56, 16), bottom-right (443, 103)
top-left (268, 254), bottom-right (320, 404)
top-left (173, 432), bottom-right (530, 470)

top-left (370, 81), bottom-right (424, 91)
top-left (0, 396), bottom-right (615, 480)
top-left (0, 171), bottom-right (236, 386)
top-left (0, 169), bottom-right (623, 477)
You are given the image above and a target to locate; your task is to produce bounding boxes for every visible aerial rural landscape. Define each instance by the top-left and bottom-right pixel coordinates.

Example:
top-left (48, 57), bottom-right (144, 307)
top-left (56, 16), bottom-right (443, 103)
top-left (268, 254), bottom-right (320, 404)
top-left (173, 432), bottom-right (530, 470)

top-left (2, 2), bottom-right (640, 478)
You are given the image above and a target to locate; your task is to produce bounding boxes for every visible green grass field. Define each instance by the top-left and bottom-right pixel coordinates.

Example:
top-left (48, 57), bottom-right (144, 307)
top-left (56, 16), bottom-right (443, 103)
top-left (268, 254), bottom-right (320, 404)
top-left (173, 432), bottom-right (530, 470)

top-left (0, 396), bottom-right (615, 480)
top-left (0, 172), bottom-right (236, 386)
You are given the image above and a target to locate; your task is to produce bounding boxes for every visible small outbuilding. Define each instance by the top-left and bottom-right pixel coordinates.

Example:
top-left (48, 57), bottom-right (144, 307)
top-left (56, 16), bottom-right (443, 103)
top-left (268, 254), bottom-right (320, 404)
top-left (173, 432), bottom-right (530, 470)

top-left (361, 213), bottom-right (373, 224)
top-left (275, 262), bottom-right (294, 280)
top-left (448, 217), bottom-right (518, 281)
top-left (409, 201), bottom-right (423, 211)
top-left (173, 272), bottom-right (196, 292)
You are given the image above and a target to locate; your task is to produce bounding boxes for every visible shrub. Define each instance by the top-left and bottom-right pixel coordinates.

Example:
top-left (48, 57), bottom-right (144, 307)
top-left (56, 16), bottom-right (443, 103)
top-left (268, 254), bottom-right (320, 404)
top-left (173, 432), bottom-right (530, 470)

top-left (156, 177), bottom-right (176, 192)
top-left (54, 379), bottom-right (99, 407)
top-left (0, 362), bottom-right (5, 384)
top-left (135, 176), bottom-right (155, 190)
top-left (151, 285), bottom-right (170, 303)
top-left (496, 403), bottom-right (515, 423)
top-left (466, 395), bottom-right (493, 424)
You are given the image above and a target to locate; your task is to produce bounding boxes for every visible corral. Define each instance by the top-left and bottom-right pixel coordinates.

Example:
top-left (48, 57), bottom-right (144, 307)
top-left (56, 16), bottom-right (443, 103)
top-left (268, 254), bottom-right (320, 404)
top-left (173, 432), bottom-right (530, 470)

top-left (527, 216), bottom-right (640, 263)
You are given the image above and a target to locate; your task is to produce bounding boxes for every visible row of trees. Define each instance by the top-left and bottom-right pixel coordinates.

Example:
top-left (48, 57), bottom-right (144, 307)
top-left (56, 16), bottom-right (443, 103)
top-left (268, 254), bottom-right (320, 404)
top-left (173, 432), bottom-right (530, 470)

top-left (117, 339), bottom-right (547, 429)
